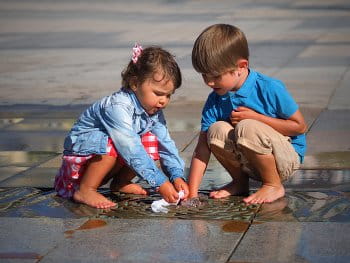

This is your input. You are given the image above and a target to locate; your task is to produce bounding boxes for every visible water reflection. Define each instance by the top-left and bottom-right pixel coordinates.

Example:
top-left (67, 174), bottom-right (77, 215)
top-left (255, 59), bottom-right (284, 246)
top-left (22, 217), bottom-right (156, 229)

top-left (0, 187), bottom-right (349, 223)
top-left (0, 118), bottom-right (24, 128)
top-left (256, 191), bottom-right (350, 222)
top-left (303, 152), bottom-right (350, 169)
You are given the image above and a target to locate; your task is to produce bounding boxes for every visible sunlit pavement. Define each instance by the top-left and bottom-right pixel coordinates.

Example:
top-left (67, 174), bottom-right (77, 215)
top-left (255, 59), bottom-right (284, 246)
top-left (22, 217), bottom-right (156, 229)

top-left (0, 0), bottom-right (350, 262)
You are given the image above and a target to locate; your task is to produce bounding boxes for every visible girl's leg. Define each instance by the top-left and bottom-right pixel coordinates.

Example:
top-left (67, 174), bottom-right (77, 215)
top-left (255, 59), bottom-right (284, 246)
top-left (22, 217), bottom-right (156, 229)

top-left (73, 154), bottom-right (118, 209)
top-left (110, 166), bottom-right (147, 195)
top-left (207, 121), bottom-right (249, 199)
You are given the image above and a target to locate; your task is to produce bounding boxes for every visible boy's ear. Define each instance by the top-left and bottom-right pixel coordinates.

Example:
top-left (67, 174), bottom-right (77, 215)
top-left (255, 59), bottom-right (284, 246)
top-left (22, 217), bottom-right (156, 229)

top-left (236, 59), bottom-right (248, 69)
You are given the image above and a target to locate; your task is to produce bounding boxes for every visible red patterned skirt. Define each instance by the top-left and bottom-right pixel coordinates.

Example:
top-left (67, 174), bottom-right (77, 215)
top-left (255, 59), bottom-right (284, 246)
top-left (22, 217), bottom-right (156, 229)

top-left (54, 132), bottom-right (159, 198)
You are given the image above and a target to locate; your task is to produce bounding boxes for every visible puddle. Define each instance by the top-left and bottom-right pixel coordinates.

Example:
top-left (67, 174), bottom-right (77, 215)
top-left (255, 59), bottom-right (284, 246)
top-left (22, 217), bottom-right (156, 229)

top-left (0, 187), bottom-right (92, 218)
top-left (64, 219), bottom-right (107, 237)
top-left (100, 192), bottom-right (259, 221)
top-left (0, 187), bottom-right (349, 222)
top-left (256, 190), bottom-right (350, 222)
top-left (222, 221), bottom-right (250, 233)
top-left (0, 252), bottom-right (42, 260)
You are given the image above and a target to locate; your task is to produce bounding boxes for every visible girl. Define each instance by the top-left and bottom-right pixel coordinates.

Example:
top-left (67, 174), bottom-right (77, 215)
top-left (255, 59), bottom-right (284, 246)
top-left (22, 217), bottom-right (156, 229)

top-left (55, 44), bottom-right (189, 209)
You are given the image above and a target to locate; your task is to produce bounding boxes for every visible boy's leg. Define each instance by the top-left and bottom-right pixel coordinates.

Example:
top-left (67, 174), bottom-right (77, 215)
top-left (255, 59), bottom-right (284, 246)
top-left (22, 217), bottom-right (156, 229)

top-left (241, 149), bottom-right (284, 204)
top-left (110, 165), bottom-right (147, 195)
top-left (235, 119), bottom-right (300, 204)
top-left (207, 121), bottom-right (249, 198)
top-left (73, 154), bottom-right (118, 209)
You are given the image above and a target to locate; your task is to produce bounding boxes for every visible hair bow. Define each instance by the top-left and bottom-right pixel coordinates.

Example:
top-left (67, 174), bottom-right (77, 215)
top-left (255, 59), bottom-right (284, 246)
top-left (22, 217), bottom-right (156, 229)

top-left (132, 43), bottom-right (143, 64)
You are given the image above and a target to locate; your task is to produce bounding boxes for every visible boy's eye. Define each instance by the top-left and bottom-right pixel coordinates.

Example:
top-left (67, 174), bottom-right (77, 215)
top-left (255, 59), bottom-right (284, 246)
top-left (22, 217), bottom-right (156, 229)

top-left (202, 74), bottom-right (221, 80)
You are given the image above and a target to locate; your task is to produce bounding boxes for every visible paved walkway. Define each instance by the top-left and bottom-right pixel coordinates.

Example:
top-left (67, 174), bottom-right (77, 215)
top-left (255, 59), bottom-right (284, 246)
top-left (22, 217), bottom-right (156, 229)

top-left (0, 0), bottom-right (350, 262)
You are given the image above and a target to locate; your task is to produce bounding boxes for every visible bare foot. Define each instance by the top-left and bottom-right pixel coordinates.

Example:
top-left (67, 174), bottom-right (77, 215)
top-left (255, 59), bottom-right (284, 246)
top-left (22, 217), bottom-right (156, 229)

top-left (243, 184), bottom-right (285, 204)
top-left (210, 181), bottom-right (249, 199)
top-left (73, 189), bottom-right (116, 209)
top-left (111, 182), bottom-right (148, 195)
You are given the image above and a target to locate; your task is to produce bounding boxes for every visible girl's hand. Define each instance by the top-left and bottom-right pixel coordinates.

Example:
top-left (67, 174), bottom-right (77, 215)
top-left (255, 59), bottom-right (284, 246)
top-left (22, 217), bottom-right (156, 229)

top-left (158, 181), bottom-right (179, 203)
top-left (173, 177), bottom-right (189, 199)
top-left (230, 106), bottom-right (259, 126)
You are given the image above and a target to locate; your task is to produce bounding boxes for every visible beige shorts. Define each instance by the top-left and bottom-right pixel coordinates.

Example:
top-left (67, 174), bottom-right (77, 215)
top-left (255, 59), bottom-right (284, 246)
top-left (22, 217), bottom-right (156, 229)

top-left (207, 120), bottom-right (300, 182)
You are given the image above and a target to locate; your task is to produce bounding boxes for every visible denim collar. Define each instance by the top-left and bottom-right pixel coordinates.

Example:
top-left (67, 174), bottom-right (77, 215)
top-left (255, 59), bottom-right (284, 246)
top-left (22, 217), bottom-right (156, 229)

top-left (122, 87), bottom-right (147, 115)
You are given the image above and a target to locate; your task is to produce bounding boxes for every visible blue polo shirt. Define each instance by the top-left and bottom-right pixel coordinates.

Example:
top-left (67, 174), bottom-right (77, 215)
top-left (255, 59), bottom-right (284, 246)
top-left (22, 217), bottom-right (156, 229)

top-left (201, 68), bottom-right (306, 161)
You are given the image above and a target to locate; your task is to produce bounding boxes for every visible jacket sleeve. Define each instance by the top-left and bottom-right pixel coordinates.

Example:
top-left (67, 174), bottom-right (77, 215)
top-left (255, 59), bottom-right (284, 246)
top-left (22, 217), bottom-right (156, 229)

top-left (151, 111), bottom-right (185, 182)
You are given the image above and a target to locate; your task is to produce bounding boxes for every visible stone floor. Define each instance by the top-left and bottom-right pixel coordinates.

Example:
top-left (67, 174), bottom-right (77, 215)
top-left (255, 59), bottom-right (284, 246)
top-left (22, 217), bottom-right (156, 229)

top-left (1, 0), bottom-right (350, 262)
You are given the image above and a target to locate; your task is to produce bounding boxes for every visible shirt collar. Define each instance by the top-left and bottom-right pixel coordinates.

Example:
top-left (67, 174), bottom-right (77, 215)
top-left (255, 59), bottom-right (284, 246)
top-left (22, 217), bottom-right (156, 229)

top-left (233, 68), bottom-right (256, 98)
top-left (122, 87), bottom-right (161, 118)
top-left (122, 87), bottom-right (145, 115)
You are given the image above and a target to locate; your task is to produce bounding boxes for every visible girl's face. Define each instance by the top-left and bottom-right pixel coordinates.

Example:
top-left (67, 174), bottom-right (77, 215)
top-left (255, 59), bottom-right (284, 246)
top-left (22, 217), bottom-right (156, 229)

top-left (132, 72), bottom-right (175, 115)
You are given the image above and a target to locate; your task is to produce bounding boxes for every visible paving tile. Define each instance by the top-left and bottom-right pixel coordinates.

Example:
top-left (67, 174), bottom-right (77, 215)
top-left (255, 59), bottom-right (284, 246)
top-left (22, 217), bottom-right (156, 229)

top-left (0, 131), bottom-right (65, 152)
top-left (306, 110), bottom-right (350, 154)
top-left (37, 155), bottom-right (62, 168)
top-left (299, 44), bottom-right (350, 58)
top-left (328, 68), bottom-right (350, 110)
top-left (1, 118), bottom-right (74, 131)
top-left (0, 166), bottom-right (28, 183)
top-left (0, 217), bottom-right (87, 261)
top-left (229, 222), bottom-right (350, 263)
top-left (0, 151), bottom-right (59, 167)
top-left (0, 167), bottom-right (56, 188)
top-left (43, 218), bottom-right (244, 263)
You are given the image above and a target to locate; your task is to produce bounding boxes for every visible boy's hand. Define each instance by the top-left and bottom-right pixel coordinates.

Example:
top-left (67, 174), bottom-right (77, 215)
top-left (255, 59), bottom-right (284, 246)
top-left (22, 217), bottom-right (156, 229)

top-left (230, 106), bottom-right (259, 126)
top-left (158, 181), bottom-right (179, 203)
top-left (173, 177), bottom-right (189, 199)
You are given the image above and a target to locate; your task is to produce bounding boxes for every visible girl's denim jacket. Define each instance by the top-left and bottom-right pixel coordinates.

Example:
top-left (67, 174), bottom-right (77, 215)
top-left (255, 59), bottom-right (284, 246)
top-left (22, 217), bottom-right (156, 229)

top-left (63, 87), bottom-right (185, 188)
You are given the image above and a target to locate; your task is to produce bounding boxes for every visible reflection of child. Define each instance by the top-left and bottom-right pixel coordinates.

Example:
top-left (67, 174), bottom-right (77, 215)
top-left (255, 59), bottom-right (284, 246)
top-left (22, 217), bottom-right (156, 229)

top-left (55, 44), bottom-right (189, 208)
top-left (188, 24), bottom-right (307, 204)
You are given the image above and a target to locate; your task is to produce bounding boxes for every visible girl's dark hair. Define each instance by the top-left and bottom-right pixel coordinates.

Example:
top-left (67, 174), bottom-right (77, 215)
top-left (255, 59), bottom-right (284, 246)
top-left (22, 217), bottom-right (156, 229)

top-left (192, 24), bottom-right (249, 75)
top-left (122, 46), bottom-right (182, 90)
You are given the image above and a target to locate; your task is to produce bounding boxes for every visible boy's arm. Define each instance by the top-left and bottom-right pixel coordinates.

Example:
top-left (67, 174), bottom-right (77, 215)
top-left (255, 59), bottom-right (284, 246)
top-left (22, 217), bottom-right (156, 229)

top-left (231, 107), bottom-right (308, 136)
top-left (188, 132), bottom-right (211, 198)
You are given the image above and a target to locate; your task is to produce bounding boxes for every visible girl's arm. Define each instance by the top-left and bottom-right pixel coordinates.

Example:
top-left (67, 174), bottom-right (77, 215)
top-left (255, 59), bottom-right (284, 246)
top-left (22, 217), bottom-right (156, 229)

top-left (230, 107), bottom-right (308, 136)
top-left (102, 104), bottom-right (169, 188)
top-left (188, 132), bottom-right (211, 198)
top-left (152, 112), bottom-right (185, 182)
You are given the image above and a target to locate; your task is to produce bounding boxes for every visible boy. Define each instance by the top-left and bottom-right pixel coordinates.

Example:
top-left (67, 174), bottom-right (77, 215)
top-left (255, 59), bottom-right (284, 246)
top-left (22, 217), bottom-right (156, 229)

top-left (188, 24), bottom-right (307, 204)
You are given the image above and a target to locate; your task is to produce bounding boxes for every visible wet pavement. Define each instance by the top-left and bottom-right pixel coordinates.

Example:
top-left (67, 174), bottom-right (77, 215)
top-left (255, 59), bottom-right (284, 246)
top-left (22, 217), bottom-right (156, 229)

top-left (1, 0), bottom-right (350, 262)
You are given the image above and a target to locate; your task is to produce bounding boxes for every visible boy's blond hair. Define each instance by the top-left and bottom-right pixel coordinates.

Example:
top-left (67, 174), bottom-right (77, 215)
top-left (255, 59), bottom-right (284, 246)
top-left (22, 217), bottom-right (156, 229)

top-left (192, 24), bottom-right (249, 75)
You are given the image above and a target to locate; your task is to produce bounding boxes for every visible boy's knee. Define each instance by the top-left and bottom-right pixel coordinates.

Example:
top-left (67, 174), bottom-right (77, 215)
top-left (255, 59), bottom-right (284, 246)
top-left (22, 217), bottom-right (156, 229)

top-left (207, 121), bottom-right (234, 150)
top-left (235, 119), bottom-right (274, 156)
top-left (235, 119), bottom-right (266, 142)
